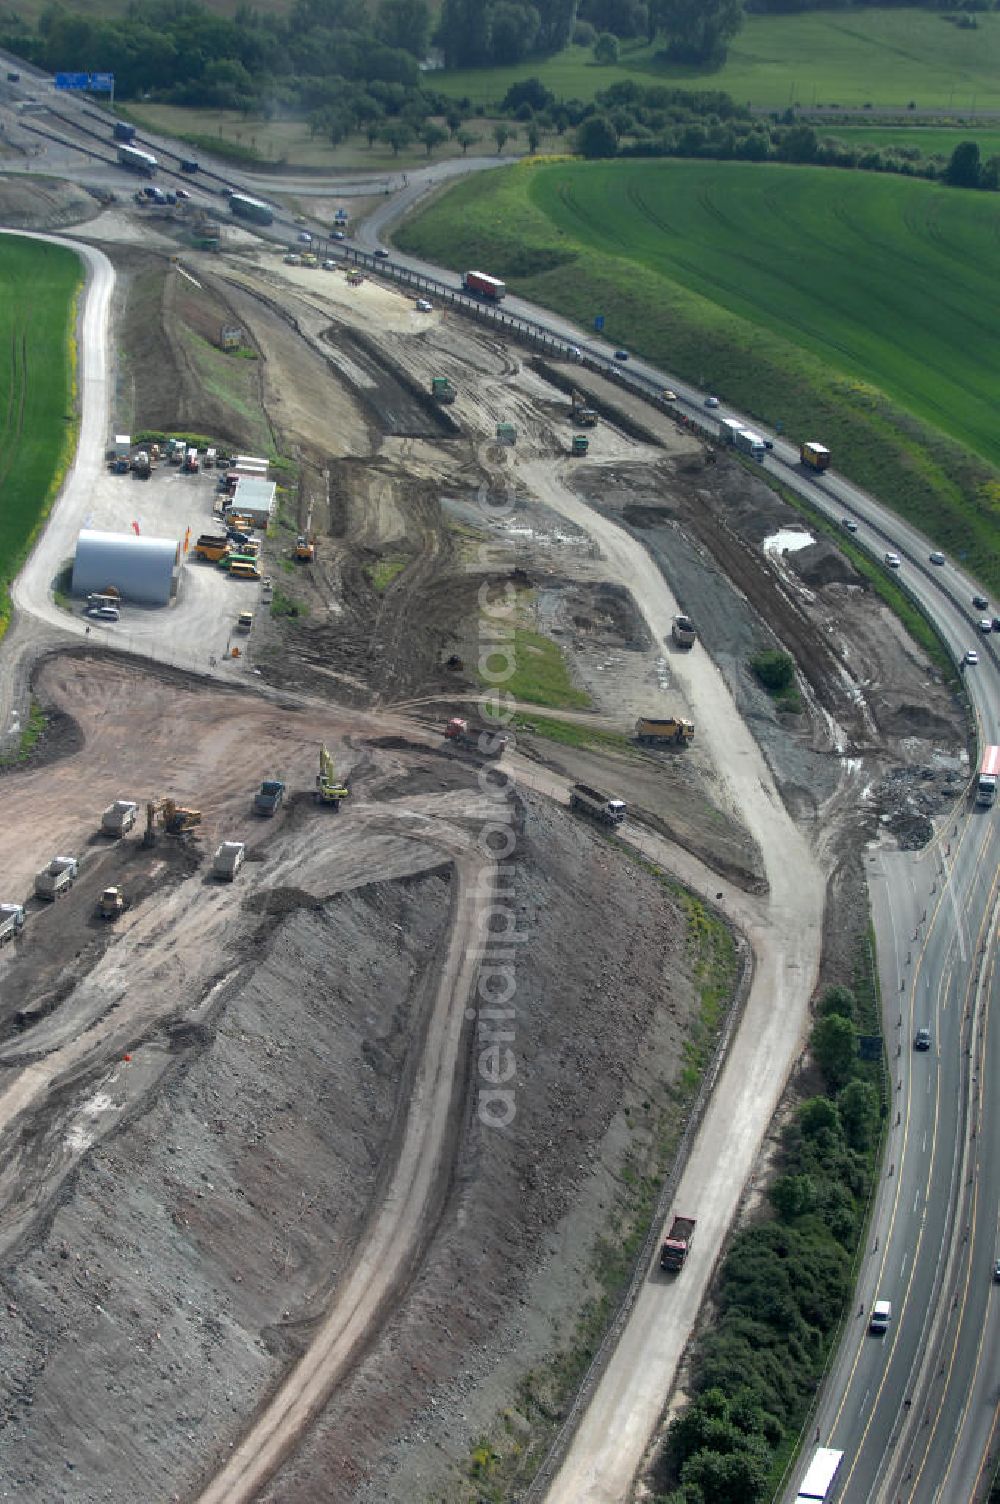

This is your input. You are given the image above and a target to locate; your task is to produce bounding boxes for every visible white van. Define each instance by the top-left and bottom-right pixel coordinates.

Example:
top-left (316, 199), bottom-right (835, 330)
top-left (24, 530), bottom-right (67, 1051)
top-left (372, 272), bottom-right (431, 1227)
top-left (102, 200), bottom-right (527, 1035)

top-left (869, 1300), bottom-right (892, 1334)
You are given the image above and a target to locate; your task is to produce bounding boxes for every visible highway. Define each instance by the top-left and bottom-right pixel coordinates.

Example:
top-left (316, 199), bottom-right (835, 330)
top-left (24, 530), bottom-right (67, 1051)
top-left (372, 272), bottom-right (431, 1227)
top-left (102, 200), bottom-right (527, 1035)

top-left (2, 64), bottom-right (999, 1498)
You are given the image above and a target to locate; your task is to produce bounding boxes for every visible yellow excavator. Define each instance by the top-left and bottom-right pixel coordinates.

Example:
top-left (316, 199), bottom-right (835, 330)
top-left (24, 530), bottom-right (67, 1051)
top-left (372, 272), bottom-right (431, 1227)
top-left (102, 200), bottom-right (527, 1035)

top-left (143, 799), bottom-right (202, 846)
top-left (316, 744), bottom-right (349, 810)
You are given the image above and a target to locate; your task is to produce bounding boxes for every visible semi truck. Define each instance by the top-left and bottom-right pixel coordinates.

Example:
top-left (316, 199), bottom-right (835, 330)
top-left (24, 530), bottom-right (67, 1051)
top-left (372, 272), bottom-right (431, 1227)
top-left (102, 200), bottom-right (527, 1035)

top-left (659, 1214), bottom-right (696, 1272)
top-left (569, 783), bottom-right (626, 827)
top-left (213, 841), bottom-right (246, 880)
top-left (635, 716), bottom-right (694, 746)
top-left (0, 904), bottom-right (25, 946)
top-left (101, 799), bottom-right (138, 837)
top-left (734, 428), bottom-right (766, 461)
top-left (254, 779), bottom-right (285, 815)
top-left (976, 745), bottom-right (1000, 807)
top-left (34, 856), bottom-right (79, 900)
top-left (672, 614), bottom-right (696, 648)
top-left (117, 144), bottom-right (158, 176)
top-left (443, 717), bottom-right (508, 759)
top-left (463, 270), bottom-right (506, 302)
top-left (800, 441), bottom-right (831, 473)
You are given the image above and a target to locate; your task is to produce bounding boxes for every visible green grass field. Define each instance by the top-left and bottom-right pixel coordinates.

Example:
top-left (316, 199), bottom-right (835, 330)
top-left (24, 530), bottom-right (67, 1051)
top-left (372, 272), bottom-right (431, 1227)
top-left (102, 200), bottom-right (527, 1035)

top-left (814, 124), bottom-right (1000, 159)
top-left (396, 159), bottom-right (1000, 590)
top-left (0, 236), bottom-right (81, 629)
top-left (437, 8), bottom-right (1000, 111)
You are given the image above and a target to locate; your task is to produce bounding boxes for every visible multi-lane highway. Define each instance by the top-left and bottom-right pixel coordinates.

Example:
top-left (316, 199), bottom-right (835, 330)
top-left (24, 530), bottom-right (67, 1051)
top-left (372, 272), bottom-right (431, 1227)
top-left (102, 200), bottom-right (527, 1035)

top-left (2, 62), bottom-right (998, 1497)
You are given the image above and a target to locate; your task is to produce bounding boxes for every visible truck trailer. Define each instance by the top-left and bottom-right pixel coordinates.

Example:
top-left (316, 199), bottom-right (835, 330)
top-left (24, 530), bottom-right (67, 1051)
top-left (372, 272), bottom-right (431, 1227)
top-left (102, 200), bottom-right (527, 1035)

top-left (800, 441), bottom-right (831, 473)
top-left (0, 904), bottom-right (25, 946)
top-left (117, 144), bottom-right (158, 176)
top-left (976, 745), bottom-right (1000, 806)
top-left (635, 716), bottom-right (694, 746)
top-left (659, 1214), bottom-right (696, 1271)
top-left (795, 1447), bottom-right (844, 1502)
top-left (569, 783), bottom-right (626, 826)
top-left (34, 856), bottom-right (79, 900)
top-left (101, 799), bottom-right (138, 837)
top-left (734, 428), bottom-right (766, 461)
top-left (463, 270), bottom-right (506, 302)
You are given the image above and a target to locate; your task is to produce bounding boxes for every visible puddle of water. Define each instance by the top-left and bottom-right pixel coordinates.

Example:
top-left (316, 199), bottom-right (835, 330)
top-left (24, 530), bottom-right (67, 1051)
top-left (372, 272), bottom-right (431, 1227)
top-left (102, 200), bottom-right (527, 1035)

top-left (763, 527), bottom-right (815, 555)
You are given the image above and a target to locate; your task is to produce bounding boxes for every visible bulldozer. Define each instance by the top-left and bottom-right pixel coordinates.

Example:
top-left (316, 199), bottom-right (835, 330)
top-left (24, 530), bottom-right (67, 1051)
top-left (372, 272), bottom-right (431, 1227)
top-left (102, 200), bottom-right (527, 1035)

top-left (316, 744), bottom-right (349, 810)
top-left (98, 885), bottom-right (127, 921)
top-left (143, 798), bottom-right (202, 846)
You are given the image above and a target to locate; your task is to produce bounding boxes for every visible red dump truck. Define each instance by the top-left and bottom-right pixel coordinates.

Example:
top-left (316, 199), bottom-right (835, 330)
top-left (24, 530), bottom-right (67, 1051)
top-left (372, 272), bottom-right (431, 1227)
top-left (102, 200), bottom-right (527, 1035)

top-left (463, 269), bottom-right (506, 302)
top-left (659, 1214), bottom-right (696, 1272)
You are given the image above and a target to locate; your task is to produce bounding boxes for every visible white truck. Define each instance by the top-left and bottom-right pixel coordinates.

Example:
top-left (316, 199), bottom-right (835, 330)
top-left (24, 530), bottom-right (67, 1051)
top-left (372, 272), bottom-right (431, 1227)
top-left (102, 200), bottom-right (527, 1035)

top-left (0, 903), bottom-right (25, 946)
top-left (569, 783), bottom-right (626, 827)
top-left (34, 856), bottom-right (79, 900)
top-left (213, 841), bottom-right (245, 881)
top-left (976, 745), bottom-right (999, 807)
top-left (101, 799), bottom-right (138, 836)
top-left (734, 427), bottom-right (766, 461)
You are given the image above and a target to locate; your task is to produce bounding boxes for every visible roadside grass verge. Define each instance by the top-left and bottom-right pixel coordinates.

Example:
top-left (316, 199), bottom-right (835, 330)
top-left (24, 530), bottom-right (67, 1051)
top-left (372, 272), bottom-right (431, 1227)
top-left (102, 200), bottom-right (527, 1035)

top-left (0, 700), bottom-right (47, 767)
top-left (176, 329), bottom-right (271, 453)
top-left (434, 9), bottom-right (1000, 111)
top-left (478, 624), bottom-right (591, 711)
top-left (0, 237), bottom-right (81, 641)
top-left (463, 884), bottom-right (737, 1501)
top-left (397, 159), bottom-right (1000, 594)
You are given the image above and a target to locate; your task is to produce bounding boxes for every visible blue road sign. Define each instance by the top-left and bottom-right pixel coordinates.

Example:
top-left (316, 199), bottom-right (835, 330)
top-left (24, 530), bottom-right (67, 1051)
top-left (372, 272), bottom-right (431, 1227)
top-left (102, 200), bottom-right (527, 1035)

top-left (55, 71), bottom-right (114, 92)
top-left (55, 72), bottom-right (90, 90)
top-left (90, 73), bottom-right (114, 92)
top-left (594, 315), bottom-right (605, 331)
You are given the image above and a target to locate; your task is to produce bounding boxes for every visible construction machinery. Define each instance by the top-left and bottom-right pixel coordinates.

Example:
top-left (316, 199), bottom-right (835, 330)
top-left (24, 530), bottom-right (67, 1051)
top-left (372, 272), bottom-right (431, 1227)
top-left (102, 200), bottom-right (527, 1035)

top-left (569, 783), bottom-right (626, 827)
top-left (236, 610), bottom-right (254, 633)
top-left (634, 716), bottom-right (694, 747)
top-left (295, 535), bottom-right (316, 563)
top-left (431, 376), bottom-right (457, 405)
top-left (672, 614), bottom-right (696, 649)
top-left (34, 856), bottom-right (79, 899)
top-left (316, 744), bottom-right (349, 810)
top-left (571, 434), bottom-right (590, 457)
top-left (101, 799), bottom-right (138, 836)
top-left (569, 391), bottom-right (598, 427)
top-left (443, 717), bottom-right (509, 760)
top-left (98, 885), bottom-right (127, 921)
top-left (0, 904), bottom-right (26, 946)
top-left (143, 799), bottom-right (202, 846)
top-left (213, 841), bottom-right (245, 880)
top-left (131, 450), bottom-right (152, 479)
top-left (254, 779), bottom-right (285, 816)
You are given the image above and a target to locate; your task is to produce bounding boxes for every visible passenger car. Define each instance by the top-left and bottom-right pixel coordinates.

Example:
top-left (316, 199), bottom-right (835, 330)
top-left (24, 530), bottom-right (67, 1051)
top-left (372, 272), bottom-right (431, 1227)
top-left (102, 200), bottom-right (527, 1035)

top-left (662, 389), bottom-right (678, 402)
top-left (929, 551), bottom-right (945, 565)
top-left (884, 552), bottom-right (901, 569)
top-left (965, 649), bottom-right (979, 665)
top-left (973, 594), bottom-right (988, 610)
top-left (373, 247), bottom-right (389, 259)
top-left (94, 606), bottom-right (120, 622)
top-left (842, 518), bottom-right (858, 534)
top-left (415, 298), bottom-right (433, 312)
top-left (332, 230), bottom-right (346, 240)
top-left (980, 619), bottom-right (993, 634)
top-left (296, 231), bottom-right (312, 244)
top-left (704, 395), bottom-right (720, 408)
top-left (613, 349), bottom-right (629, 362)
top-left (914, 1028), bottom-right (931, 1051)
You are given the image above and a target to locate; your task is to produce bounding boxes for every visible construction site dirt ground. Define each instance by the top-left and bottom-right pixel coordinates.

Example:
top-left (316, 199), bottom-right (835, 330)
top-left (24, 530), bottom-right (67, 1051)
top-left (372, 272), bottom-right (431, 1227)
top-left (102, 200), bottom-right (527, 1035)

top-left (0, 203), bottom-right (970, 1503)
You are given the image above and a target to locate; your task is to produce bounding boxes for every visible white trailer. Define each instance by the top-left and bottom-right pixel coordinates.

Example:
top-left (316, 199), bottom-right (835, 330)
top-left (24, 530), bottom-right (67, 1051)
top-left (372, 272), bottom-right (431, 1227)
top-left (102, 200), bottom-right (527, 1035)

top-left (34, 856), bottom-right (79, 900)
top-left (795, 1447), bottom-right (844, 1501)
top-left (0, 903), bottom-right (25, 946)
top-left (101, 799), bottom-right (138, 836)
top-left (734, 427), bottom-right (766, 460)
top-left (213, 841), bottom-right (246, 881)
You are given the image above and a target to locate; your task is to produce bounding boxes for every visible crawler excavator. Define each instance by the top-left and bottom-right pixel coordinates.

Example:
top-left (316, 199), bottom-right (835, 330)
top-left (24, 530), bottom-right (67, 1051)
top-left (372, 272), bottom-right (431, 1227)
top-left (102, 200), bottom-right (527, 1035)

top-left (143, 799), bottom-right (202, 846)
top-left (316, 744), bottom-right (349, 810)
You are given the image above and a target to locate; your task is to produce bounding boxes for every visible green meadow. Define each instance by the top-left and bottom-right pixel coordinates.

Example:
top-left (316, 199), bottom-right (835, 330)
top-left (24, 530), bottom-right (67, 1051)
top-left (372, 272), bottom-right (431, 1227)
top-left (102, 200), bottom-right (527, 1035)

top-left (396, 159), bottom-right (1000, 589)
top-left (0, 236), bottom-right (81, 628)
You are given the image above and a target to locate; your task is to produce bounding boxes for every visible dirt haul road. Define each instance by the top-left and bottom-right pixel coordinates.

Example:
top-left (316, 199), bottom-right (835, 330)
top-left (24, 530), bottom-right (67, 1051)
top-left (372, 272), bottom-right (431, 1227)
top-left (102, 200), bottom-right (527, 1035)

top-left (499, 457), bottom-right (827, 1504)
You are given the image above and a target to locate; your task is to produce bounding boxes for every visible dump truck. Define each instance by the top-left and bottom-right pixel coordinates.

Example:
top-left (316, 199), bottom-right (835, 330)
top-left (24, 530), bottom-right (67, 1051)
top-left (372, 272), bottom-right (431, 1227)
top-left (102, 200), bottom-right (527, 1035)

top-left (316, 744), bottom-right (350, 809)
top-left (800, 441), bottom-right (831, 473)
top-left (976, 745), bottom-right (1000, 807)
top-left (569, 783), bottom-right (626, 826)
top-left (672, 614), bottom-right (696, 648)
top-left (659, 1214), bottom-right (696, 1272)
top-left (635, 717), bottom-right (694, 746)
top-left (98, 885), bottom-right (127, 921)
top-left (571, 435), bottom-right (590, 457)
top-left (463, 269), bottom-right (506, 302)
top-left (569, 391), bottom-right (598, 428)
top-left (254, 779), bottom-right (285, 816)
top-left (213, 841), bottom-right (245, 881)
top-left (34, 856), bottom-right (79, 900)
top-left (101, 799), bottom-right (138, 837)
top-left (443, 717), bottom-right (508, 759)
top-left (295, 535), bottom-right (315, 562)
top-left (431, 376), bottom-right (456, 405)
top-left (0, 904), bottom-right (25, 947)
